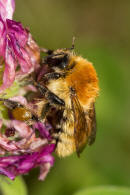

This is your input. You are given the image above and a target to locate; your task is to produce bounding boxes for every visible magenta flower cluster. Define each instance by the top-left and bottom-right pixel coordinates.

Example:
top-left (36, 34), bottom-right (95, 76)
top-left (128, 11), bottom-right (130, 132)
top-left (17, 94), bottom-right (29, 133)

top-left (0, 0), bottom-right (39, 92)
top-left (0, 119), bottom-right (55, 180)
top-left (0, 0), bottom-right (55, 180)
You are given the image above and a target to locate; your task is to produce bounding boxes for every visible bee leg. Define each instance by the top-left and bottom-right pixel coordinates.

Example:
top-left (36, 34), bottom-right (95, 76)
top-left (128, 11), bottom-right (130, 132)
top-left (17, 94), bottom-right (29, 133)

top-left (33, 82), bottom-right (65, 107)
top-left (0, 98), bottom-right (21, 109)
top-left (0, 98), bottom-right (41, 124)
top-left (42, 72), bottom-right (65, 82)
top-left (41, 103), bottom-right (51, 119)
top-left (46, 90), bottom-right (65, 107)
top-left (40, 48), bottom-right (53, 55)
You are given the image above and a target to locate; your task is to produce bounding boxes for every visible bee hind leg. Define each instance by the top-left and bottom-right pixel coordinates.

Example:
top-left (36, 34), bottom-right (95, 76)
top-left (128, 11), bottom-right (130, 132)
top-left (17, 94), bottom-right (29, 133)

top-left (40, 103), bottom-right (51, 119)
top-left (0, 98), bottom-right (20, 109)
top-left (0, 98), bottom-right (41, 124)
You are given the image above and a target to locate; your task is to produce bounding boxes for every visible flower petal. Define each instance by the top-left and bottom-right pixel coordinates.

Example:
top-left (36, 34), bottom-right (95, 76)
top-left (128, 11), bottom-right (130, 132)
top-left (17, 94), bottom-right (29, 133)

top-left (39, 163), bottom-right (51, 180)
top-left (0, 155), bottom-right (23, 167)
top-left (10, 120), bottom-right (33, 138)
top-left (6, 19), bottom-right (27, 46)
top-left (17, 154), bottom-right (36, 174)
top-left (9, 96), bottom-right (27, 105)
top-left (34, 122), bottom-right (52, 140)
top-left (7, 31), bottom-right (32, 73)
top-left (0, 0), bottom-right (15, 21)
top-left (0, 142), bottom-right (55, 180)
top-left (0, 134), bottom-right (18, 151)
top-left (0, 167), bottom-right (15, 180)
top-left (37, 144), bottom-right (55, 166)
top-left (0, 16), bottom-right (6, 56)
top-left (25, 33), bottom-right (40, 68)
top-left (0, 43), bottom-right (16, 92)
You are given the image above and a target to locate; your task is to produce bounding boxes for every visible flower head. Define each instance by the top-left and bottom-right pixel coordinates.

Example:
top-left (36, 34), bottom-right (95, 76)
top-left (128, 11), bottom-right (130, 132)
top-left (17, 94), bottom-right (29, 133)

top-left (0, 0), bottom-right (55, 181)
top-left (0, 0), bottom-right (40, 92)
top-left (0, 119), bottom-right (55, 180)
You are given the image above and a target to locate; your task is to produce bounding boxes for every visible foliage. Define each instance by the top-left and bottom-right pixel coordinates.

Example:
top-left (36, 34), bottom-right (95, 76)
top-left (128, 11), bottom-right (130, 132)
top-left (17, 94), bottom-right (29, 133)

top-left (0, 176), bottom-right (27, 195)
top-left (73, 186), bottom-right (130, 195)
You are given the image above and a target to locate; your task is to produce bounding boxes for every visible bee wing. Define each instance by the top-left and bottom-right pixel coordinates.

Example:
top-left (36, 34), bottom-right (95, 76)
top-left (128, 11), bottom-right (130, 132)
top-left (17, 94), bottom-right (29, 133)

top-left (71, 93), bottom-right (88, 156)
top-left (87, 103), bottom-right (97, 145)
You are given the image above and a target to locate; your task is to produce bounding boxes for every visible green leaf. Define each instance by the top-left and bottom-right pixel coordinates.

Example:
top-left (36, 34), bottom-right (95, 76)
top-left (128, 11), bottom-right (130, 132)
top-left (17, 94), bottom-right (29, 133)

top-left (0, 176), bottom-right (27, 195)
top-left (73, 186), bottom-right (130, 195)
top-left (0, 81), bottom-right (20, 99)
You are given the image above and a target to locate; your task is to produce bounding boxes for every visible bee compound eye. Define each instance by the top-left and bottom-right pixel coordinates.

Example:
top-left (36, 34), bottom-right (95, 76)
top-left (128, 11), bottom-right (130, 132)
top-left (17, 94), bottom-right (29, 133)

top-left (45, 54), bottom-right (69, 69)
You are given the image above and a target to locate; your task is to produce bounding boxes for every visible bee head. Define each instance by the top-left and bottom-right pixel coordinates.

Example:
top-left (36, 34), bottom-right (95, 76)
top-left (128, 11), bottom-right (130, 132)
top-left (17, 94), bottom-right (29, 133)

top-left (43, 37), bottom-right (75, 70)
top-left (45, 51), bottom-right (69, 70)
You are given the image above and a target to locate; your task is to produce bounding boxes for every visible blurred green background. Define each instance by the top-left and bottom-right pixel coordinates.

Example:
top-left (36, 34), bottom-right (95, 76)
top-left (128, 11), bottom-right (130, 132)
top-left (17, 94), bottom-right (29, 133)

top-left (14, 0), bottom-right (130, 194)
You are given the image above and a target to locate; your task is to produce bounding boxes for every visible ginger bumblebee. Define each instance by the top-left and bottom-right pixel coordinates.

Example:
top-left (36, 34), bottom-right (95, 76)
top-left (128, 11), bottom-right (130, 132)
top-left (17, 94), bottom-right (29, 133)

top-left (0, 42), bottom-right (99, 157)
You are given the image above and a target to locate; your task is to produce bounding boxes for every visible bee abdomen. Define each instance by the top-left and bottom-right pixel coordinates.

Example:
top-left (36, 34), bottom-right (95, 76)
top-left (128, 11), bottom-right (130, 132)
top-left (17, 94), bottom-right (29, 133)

top-left (61, 108), bottom-right (74, 136)
top-left (55, 133), bottom-right (76, 157)
top-left (55, 108), bottom-right (75, 157)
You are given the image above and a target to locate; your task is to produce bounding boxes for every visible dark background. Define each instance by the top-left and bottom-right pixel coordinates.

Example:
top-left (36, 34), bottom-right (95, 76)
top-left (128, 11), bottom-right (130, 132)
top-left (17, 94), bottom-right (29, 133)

top-left (14, 1), bottom-right (130, 194)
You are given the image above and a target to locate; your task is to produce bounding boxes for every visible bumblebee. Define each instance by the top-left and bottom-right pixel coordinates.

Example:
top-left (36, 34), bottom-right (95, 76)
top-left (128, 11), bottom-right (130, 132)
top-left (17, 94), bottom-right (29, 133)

top-left (0, 40), bottom-right (99, 157)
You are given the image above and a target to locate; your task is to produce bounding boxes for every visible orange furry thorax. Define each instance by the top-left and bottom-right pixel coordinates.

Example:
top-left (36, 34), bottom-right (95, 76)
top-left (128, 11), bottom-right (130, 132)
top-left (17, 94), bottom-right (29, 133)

top-left (66, 55), bottom-right (99, 105)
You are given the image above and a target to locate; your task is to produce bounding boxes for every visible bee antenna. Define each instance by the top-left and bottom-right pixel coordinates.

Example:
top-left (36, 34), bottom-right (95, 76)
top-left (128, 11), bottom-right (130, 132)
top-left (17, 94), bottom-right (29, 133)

top-left (40, 48), bottom-right (53, 55)
top-left (60, 37), bottom-right (76, 51)
top-left (71, 36), bottom-right (76, 50)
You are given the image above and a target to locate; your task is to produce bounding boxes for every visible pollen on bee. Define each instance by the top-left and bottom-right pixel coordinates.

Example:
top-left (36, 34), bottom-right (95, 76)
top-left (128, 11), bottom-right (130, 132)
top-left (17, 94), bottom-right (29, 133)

top-left (12, 107), bottom-right (32, 121)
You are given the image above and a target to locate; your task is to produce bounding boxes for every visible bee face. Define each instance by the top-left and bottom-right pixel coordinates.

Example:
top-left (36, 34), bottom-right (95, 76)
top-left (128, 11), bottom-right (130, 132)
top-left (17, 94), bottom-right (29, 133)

top-left (45, 52), bottom-right (69, 70)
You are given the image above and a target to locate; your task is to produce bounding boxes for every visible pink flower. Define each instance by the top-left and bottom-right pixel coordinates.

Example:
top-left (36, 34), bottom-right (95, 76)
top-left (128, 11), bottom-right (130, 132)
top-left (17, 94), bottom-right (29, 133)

top-left (0, 0), bottom-right (15, 21)
top-left (0, 95), bottom-right (55, 180)
top-left (0, 144), bottom-right (55, 180)
top-left (0, 119), bottom-right (55, 180)
top-left (0, 0), bottom-right (40, 92)
top-left (0, 1), bottom-right (55, 181)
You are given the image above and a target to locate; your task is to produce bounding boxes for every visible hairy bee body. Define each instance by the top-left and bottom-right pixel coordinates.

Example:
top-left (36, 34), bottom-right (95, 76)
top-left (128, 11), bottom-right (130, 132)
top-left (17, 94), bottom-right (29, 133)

top-left (0, 46), bottom-right (99, 157)
top-left (43, 54), bottom-right (99, 157)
